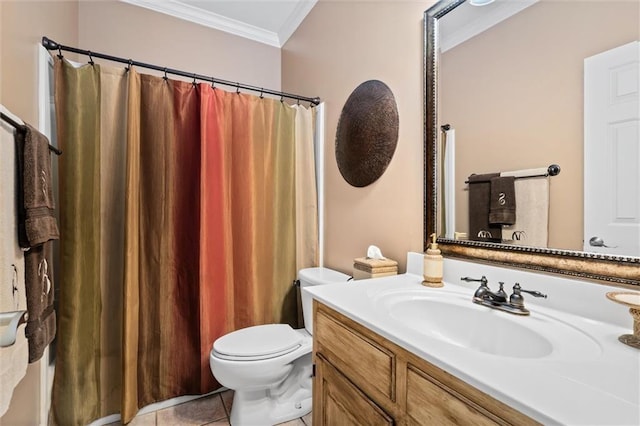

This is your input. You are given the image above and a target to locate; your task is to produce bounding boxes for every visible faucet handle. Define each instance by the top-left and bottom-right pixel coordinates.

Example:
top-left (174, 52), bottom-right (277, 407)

top-left (521, 289), bottom-right (547, 298)
top-left (510, 283), bottom-right (547, 308)
top-left (515, 283), bottom-right (547, 299)
top-left (460, 276), bottom-right (488, 286)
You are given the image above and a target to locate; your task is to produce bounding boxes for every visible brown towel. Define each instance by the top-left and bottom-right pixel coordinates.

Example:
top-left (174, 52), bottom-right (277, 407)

top-left (489, 176), bottom-right (516, 225)
top-left (14, 123), bottom-right (59, 363)
top-left (24, 244), bottom-right (56, 363)
top-left (468, 173), bottom-right (502, 242)
top-left (16, 123), bottom-right (60, 248)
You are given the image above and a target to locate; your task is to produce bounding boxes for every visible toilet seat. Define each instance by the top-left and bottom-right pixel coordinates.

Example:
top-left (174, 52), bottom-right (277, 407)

top-left (213, 324), bottom-right (303, 361)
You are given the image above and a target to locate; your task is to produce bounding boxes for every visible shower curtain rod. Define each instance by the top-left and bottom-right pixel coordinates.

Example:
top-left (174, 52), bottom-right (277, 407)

top-left (42, 36), bottom-right (321, 106)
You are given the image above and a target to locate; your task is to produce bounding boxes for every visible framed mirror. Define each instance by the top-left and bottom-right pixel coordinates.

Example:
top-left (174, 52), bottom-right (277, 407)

top-left (424, 0), bottom-right (639, 286)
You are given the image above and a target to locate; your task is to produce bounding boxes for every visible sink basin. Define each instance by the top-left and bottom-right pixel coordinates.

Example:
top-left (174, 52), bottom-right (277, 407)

top-left (389, 297), bottom-right (552, 358)
top-left (375, 289), bottom-right (601, 360)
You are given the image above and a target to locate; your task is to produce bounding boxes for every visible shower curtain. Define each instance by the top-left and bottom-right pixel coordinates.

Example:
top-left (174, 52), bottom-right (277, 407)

top-left (50, 58), bottom-right (318, 425)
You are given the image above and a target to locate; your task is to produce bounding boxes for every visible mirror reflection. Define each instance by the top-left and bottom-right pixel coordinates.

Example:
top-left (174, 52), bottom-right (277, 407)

top-left (436, 0), bottom-right (639, 257)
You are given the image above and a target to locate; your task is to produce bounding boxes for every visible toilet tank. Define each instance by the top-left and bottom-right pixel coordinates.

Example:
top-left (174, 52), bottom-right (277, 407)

top-left (299, 267), bottom-right (350, 334)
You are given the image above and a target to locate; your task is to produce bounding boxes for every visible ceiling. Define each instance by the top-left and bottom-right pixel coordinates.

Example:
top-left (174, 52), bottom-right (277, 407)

top-left (121, 0), bottom-right (318, 48)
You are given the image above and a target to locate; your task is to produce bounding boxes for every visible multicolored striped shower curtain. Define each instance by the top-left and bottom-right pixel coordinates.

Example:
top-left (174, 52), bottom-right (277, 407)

top-left (50, 58), bottom-right (318, 425)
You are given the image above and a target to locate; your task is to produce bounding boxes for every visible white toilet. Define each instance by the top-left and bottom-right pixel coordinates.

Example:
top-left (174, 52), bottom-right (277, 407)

top-left (209, 267), bottom-right (350, 426)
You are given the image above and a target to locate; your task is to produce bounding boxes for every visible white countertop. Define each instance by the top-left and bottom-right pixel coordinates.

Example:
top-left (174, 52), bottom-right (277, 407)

top-left (305, 255), bottom-right (640, 425)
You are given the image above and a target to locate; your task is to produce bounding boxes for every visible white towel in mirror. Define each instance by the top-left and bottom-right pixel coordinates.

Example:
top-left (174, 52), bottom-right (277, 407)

top-left (500, 168), bottom-right (550, 247)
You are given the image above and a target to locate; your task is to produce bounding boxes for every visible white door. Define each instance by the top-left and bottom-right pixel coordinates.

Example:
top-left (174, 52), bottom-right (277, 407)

top-left (584, 41), bottom-right (640, 257)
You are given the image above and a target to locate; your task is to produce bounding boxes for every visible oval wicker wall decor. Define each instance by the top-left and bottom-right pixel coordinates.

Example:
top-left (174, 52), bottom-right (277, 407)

top-left (335, 80), bottom-right (399, 187)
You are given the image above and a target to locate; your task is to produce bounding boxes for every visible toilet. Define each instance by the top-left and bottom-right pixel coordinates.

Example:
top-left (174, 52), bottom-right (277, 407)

top-left (209, 267), bottom-right (350, 426)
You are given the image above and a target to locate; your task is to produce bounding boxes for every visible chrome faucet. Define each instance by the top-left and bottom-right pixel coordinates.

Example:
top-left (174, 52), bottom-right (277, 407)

top-left (460, 276), bottom-right (547, 315)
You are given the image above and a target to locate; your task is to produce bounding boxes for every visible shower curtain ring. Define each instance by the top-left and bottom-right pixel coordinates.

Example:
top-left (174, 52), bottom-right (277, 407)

top-left (192, 74), bottom-right (197, 87)
top-left (280, 95), bottom-right (284, 103)
top-left (297, 98), bottom-right (300, 106)
top-left (210, 78), bottom-right (216, 89)
top-left (236, 83), bottom-right (240, 94)
top-left (163, 68), bottom-right (168, 81)
top-left (57, 46), bottom-right (63, 59)
top-left (259, 88), bottom-right (264, 99)
top-left (125, 59), bottom-right (133, 72)
top-left (88, 51), bottom-right (94, 66)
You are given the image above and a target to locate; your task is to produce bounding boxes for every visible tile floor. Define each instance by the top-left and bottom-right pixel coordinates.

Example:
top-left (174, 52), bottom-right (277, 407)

top-left (107, 390), bottom-right (312, 426)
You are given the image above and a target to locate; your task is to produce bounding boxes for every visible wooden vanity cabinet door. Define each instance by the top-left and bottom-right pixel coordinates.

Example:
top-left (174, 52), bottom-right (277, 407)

top-left (314, 354), bottom-right (394, 426)
top-left (314, 302), bottom-right (395, 404)
top-left (405, 364), bottom-right (500, 426)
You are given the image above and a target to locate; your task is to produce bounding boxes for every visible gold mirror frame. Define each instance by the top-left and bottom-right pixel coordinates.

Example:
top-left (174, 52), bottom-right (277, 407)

top-left (424, 0), bottom-right (639, 287)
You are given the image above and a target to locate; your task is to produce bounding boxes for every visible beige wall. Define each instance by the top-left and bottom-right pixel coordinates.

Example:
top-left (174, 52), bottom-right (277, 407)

top-left (282, 0), bottom-right (433, 274)
top-left (1, 2), bottom-right (281, 424)
top-left (78, 1), bottom-right (281, 91)
top-left (1, 1), bottom-right (79, 124)
top-left (441, 0), bottom-right (639, 251)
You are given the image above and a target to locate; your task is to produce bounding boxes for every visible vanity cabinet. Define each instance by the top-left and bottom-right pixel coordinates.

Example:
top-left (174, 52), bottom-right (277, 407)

top-left (312, 301), bottom-right (538, 426)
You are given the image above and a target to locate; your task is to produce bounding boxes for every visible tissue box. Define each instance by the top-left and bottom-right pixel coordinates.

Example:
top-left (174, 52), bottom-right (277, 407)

top-left (353, 257), bottom-right (398, 280)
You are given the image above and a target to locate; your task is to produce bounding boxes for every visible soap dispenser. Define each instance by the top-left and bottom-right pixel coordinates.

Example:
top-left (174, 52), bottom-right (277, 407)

top-left (423, 233), bottom-right (444, 287)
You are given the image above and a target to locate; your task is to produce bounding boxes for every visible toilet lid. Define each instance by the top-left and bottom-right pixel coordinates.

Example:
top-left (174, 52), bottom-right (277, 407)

top-left (213, 324), bottom-right (303, 360)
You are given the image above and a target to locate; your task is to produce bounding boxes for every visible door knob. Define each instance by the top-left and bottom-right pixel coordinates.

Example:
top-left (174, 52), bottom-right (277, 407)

top-left (589, 236), bottom-right (617, 248)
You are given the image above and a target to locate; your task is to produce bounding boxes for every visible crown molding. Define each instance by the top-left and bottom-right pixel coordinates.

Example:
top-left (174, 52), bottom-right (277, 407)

top-left (278, 0), bottom-right (317, 46)
top-left (121, 0), bottom-right (282, 47)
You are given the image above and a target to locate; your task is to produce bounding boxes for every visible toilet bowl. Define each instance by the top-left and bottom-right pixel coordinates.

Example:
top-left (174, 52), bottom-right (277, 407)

top-left (209, 267), bottom-right (350, 426)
